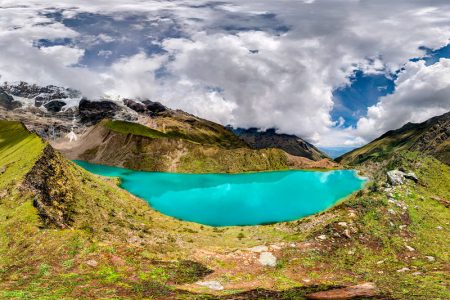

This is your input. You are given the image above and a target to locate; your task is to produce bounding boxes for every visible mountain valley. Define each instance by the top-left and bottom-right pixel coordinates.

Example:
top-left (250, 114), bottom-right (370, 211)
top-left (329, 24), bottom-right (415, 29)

top-left (0, 82), bottom-right (449, 299)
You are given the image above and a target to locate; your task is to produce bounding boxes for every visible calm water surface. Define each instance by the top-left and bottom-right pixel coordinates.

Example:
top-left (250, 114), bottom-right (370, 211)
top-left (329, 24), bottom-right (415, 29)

top-left (75, 161), bottom-right (366, 226)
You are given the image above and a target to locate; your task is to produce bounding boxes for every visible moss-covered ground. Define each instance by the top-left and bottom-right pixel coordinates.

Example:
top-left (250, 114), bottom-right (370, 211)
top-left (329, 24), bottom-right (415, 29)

top-left (0, 121), bottom-right (449, 299)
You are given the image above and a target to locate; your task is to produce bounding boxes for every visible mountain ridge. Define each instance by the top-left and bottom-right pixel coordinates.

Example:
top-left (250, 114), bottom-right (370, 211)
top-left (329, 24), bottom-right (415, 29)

top-left (0, 82), bottom-right (335, 172)
top-left (1, 119), bottom-right (449, 299)
top-left (230, 127), bottom-right (329, 161)
top-left (337, 111), bottom-right (450, 165)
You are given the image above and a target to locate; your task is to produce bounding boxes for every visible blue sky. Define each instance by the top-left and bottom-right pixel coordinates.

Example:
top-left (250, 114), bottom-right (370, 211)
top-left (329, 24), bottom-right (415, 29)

top-left (331, 43), bottom-right (450, 130)
top-left (1, 0), bottom-right (449, 148)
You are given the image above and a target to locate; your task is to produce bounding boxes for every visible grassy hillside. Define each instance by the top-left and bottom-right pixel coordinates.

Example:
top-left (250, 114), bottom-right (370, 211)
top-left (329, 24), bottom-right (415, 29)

top-left (337, 111), bottom-right (450, 165)
top-left (60, 120), bottom-right (336, 173)
top-left (104, 119), bottom-right (246, 149)
top-left (1, 121), bottom-right (449, 299)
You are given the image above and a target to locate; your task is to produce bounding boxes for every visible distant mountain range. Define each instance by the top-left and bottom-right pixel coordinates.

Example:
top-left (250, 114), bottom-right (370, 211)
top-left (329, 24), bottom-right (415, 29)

top-left (1, 83), bottom-right (450, 299)
top-left (0, 82), bottom-right (335, 172)
top-left (337, 111), bottom-right (450, 165)
top-left (229, 127), bottom-right (329, 161)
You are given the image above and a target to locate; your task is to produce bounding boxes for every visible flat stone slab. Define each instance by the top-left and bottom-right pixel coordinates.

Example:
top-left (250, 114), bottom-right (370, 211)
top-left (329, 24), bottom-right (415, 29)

top-left (197, 280), bottom-right (224, 291)
top-left (307, 282), bottom-right (378, 299)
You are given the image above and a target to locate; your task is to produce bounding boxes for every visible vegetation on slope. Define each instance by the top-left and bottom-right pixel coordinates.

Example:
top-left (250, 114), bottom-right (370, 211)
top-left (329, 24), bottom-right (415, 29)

top-left (70, 120), bottom-right (316, 173)
top-left (104, 115), bottom-right (248, 150)
top-left (337, 111), bottom-right (450, 165)
top-left (1, 121), bottom-right (448, 299)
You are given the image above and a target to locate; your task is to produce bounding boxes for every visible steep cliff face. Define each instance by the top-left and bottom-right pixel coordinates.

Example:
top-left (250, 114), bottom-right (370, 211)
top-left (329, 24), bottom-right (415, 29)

top-left (337, 111), bottom-right (450, 165)
top-left (232, 128), bottom-right (329, 161)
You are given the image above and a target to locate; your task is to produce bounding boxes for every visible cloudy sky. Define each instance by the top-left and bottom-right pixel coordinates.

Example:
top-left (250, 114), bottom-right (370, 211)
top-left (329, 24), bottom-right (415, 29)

top-left (1, 0), bottom-right (450, 149)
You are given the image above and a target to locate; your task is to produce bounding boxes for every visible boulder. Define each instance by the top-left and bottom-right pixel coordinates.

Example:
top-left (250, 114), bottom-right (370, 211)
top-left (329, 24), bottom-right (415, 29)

top-left (387, 169), bottom-right (419, 185)
top-left (387, 170), bottom-right (405, 185)
top-left (258, 252), bottom-right (277, 267)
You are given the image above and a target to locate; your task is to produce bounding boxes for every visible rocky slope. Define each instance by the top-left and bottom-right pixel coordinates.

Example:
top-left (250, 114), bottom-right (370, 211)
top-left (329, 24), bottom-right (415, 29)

top-left (1, 81), bottom-right (81, 112)
top-left (0, 82), bottom-right (337, 172)
top-left (337, 111), bottom-right (450, 165)
top-left (1, 120), bottom-right (449, 299)
top-left (231, 128), bottom-right (329, 161)
top-left (54, 119), bottom-right (336, 173)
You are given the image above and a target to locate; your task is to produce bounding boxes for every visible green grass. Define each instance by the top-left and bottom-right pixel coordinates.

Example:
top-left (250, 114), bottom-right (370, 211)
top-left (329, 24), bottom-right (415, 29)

top-left (0, 121), bottom-right (449, 299)
top-left (337, 114), bottom-right (449, 166)
top-left (84, 120), bottom-right (292, 173)
top-left (0, 120), bottom-right (45, 189)
top-left (177, 147), bottom-right (289, 173)
top-left (103, 120), bottom-right (168, 139)
top-left (103, 119), bottom-right (245, 149)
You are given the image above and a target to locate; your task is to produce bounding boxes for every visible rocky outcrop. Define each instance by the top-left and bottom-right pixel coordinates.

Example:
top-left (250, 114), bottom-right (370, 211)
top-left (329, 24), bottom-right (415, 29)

top-left (2, 82), bottom-right (81, 112)
top-left (124, 99), bottom-right (168, 116)
top-left (44, 100), bottom-right (67, 113)
top-left (232, 128), bottom-right (329, 161)
top-left (0, 89), bottom-right (22, 110)
top-left (24, 145), bottom-right (75, 229)
top-left (2, 81), bottom-right (80, 108)
top-left (78, 99), bottom-right (121, 125)
top-left (123, 99), bottom-right (147, 113)
top-left (386, 169), bottom-right (418, 186)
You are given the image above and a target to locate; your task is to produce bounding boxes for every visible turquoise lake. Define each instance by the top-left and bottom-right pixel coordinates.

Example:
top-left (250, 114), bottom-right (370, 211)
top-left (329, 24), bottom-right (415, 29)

top-left (75, 161), bottom-right (366, 226)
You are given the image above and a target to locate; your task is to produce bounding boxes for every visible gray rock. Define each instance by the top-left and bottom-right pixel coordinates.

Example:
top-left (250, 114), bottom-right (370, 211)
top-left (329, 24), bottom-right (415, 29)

top-left (86, 259), bottom-right (98, 267)
top-left (425, 256), bottom-right (435, 262)
top-left (197, 281), bottom-right (224, 291)
top-left (396, 267), bottom-right (410, 273)
top-left (387, 170), bottom-right (405, 186)
top-left (404, 172), bottom-right (418, 183)
top-left (259, 252), bottom-right (277, 267)
top-left (405, 245), bottom-right (415, 252)
top-left (317, 234), bottom-right (327, 241)
top-left (387, 169), bottom-right (419, 185)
